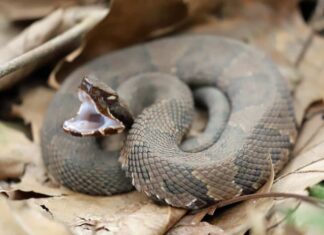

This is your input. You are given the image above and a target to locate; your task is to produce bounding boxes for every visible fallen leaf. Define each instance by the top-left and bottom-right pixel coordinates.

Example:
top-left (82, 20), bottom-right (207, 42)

top-left (167, 222), bottom-right (226, 235)
top-left (247, 208), bottom-right (267, 235)
top-left (0, 195), bottom-right (72, 235)
top-left (29, 192), bottom-right (185, 235)
top-left (0, 121), bottom-right (38, 180)
top-left (292, 113), bottom-right (324, 156)
top-left (0, 14), bottom-right (21, 46)
top-left (11, 85), bottom-right (54, 143)
top-left (8, 157), bottom-right (71, 198)
top-left (51, 0), bottom-right (221, 86)
top-left (0, 7), bottom-right (107, 90)
top-left (0, 10), bottom-right (65, 64)
top-left (294, 34), bottom-right (324, 124)
top-left (0, 0), bottom-right (102, 21)
top-left (272, 150), bottom-right (324, 196)
top-left (83, 0), bottom-right (221, 57)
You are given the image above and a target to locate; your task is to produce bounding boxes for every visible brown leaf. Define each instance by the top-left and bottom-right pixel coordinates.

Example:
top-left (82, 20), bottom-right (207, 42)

top-left (167, 222), bottom-right (226, 235)
top-left (0, 0), bottom-right (102, 21)
top-left (294, 35), bottom-right (324, 124)
top-left (0, 15), bottom-right (21, 46)
top-left (0, 121), bottom-right (38, 180)
top-left (83, 0), bottom-right (221, 58)
top-left (11, 85), bottom-right (55, 144)
top-left (0, 10), bottom-right (64, 64)
top-left (0, 7), bottom-right (107, 90)
top-left (292, 113), bottom-right (324, 156)
top-left (83, 0), bottom-right (187, 57)
top-left (51, 0), bottom-right (221, 86)
top-left (272, 128), bottom-right (324, 194)
top-left (29, 192), bottom-right (185, 235)
top-left (8, 157), bottom-right (71, 198)
top-left (0, 195), bottom-right (72, 235)
top-left (9, 161), bottom-right (186, 234)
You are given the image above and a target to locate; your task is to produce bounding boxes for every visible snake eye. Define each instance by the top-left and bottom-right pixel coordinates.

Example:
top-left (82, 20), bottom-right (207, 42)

top-left (107, 96), bottom-right (117, 101)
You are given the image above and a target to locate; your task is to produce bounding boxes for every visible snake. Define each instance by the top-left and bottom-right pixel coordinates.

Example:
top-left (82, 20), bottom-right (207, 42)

top-left (41, 35), bottom-right (297, 209)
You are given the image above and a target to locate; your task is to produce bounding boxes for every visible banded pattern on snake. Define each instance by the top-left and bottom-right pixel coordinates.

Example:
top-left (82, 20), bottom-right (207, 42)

top-left (41, 35), bottom-right (297, 209)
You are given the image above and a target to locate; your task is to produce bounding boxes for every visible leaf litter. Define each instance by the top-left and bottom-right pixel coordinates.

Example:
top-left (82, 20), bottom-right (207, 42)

top-left (0, 0), bottom-right (324, 234)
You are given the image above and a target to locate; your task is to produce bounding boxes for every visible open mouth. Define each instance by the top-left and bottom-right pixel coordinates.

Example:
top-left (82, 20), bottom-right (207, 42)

top-left (63, 89), bottom-right (124, 136)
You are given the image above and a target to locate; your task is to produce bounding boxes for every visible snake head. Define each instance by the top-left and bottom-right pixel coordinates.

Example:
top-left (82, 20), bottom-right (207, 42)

top-left (63, 76), bottom-right (126, 137)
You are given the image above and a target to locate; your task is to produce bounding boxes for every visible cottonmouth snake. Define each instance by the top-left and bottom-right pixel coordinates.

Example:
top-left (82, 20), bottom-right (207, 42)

top-left (41, 35), bottom-right (297, 209)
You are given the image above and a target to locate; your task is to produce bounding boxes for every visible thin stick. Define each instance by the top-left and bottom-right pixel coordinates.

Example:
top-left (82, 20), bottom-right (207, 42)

top-left (215, 192), bottom-right (324, 209)
top-left (0, 9), bottom-right (107, 79)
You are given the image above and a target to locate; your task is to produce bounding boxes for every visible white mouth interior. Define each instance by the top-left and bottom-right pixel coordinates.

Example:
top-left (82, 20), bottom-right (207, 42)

top-left (63, 90), bottom-right (122, 135)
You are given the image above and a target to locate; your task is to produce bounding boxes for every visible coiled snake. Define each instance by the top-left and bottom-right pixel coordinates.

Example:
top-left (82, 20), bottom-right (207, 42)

top-left (41, 35), bottom-right (297, 209)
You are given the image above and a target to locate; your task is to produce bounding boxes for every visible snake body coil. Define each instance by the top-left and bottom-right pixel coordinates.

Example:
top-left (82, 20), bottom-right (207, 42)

top-left (41, 35), bottom-right (297, 209)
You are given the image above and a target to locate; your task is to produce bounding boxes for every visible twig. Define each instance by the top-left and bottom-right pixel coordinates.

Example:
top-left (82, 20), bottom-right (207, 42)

top-left (212, 192), bottom-right (324, 210)
top-left (0, 8), bottom-right (107, 89)
top-left (294, 31), bottom-right (314, 67)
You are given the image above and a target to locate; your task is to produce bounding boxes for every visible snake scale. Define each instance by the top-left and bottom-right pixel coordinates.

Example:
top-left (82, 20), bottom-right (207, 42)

top-left (41, 35), bottom-right (297, 209)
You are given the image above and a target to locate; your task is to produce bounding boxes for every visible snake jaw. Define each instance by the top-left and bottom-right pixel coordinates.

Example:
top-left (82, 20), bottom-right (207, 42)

top-left (63, 88), bottom-right (125, 137)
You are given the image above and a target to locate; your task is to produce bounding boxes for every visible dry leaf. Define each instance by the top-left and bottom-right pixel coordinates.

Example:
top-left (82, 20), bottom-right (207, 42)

top-left (28, 192), bottom-right (185, 235)
top-left (0, 121), bottom-right (38, 180)
top-left (292, 113), bottom-right (324, 156)
top-left (0, 195), bottom-right (72, 235)
top-left (273, 144), bottom-right (324, 194)
top-left (0, 10), bottom-right (65, 64)
top-left (167, 222), bottom-right (226, 235)
top-left (8, 154), bottom-right (71, 198)
top-left (8, 162), bottom-right (186, 234)
top-left (0, 7), bottom-right (107, 90)
top-left (83, 0), bottom-right (221, 57)
top-left (51, 0), bottom-right (221, 86)
top-left (0, 15), bottom-right (21, 46)
top-left (0, 0), bottom-right (103, 21)
top-left (247, 208), bottom-right (267, 235)
top-left (294, 35), bottom-right (324, 124)
top-left (11, 86), bottom-right (54, 143)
